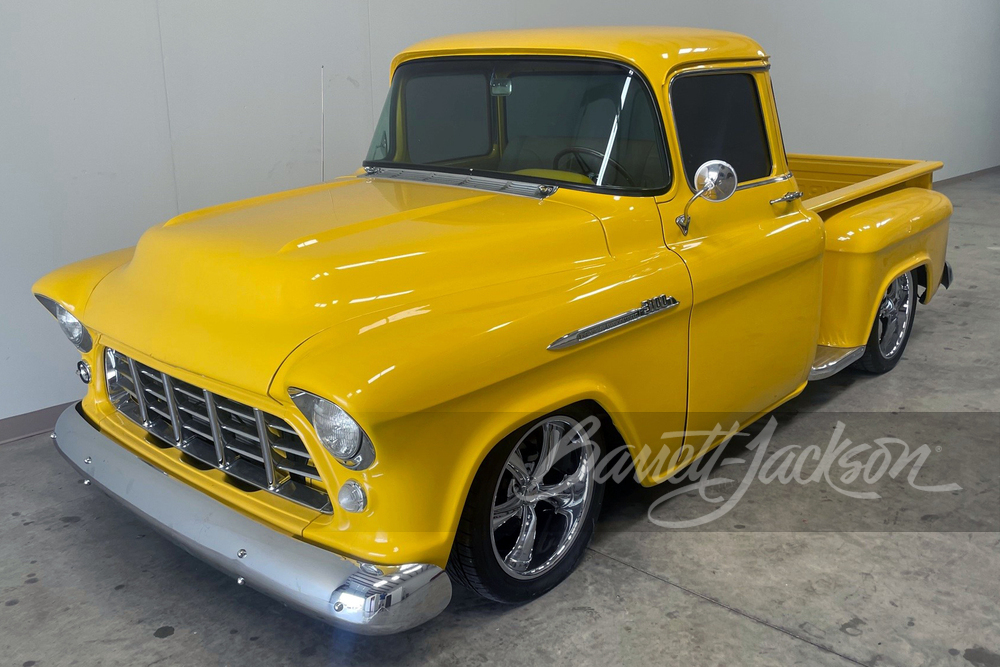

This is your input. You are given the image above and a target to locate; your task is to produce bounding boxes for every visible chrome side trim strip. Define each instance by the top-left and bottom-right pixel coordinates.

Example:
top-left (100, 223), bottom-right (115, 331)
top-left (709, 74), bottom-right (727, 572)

top-left (736, 172), bottom-right (793, 191)
top-left (362, 167), bottom-right (558, 199)
top-left (809, 345), bottom-right (865, 381)
top-left (548, 295), bottom-right (679, 351)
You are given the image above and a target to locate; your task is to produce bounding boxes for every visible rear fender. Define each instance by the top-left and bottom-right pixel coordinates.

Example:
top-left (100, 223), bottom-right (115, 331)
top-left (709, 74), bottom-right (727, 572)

top-left (818, 188), bottom-right (951, 348)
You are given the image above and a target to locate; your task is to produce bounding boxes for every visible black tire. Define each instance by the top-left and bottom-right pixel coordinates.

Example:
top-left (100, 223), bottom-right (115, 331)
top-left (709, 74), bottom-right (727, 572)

top-left (447, 406), bottom-right (605, 603)
top-left (854, 269), bottom-right (918, 373)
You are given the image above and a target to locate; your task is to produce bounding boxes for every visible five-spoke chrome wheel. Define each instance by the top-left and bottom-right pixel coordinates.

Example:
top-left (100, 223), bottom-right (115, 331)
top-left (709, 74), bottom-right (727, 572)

top-left (856, 269), bottom-right (918, 374)
top-left (490, 416), bottom-right (596, 580)
top-left (876, 271), bottom-right (914, 359)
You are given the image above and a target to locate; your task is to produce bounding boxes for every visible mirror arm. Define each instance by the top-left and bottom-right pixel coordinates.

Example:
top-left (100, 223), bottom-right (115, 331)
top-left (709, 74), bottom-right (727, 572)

top-left (674, 181), bottom-right (713, 236)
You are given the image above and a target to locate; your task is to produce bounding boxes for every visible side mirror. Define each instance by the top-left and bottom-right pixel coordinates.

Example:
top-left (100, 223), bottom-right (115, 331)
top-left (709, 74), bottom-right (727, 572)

top-left (675, 160), bottom-right (738, 236)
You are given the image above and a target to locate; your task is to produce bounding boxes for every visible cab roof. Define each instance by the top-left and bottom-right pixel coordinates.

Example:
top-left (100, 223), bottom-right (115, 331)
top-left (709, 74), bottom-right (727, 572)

top-left (392, 27), bottom-right (768, 83)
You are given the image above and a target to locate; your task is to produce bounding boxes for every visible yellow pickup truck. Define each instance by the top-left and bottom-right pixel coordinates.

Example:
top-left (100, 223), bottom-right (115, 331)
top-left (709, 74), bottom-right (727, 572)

top-left (35, 27), bottom-right (953, 633)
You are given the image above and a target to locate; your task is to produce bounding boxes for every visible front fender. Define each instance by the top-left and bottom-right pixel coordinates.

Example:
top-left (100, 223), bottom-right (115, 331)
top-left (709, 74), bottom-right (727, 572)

top-left (270, 251), bottom-right (692, 567)
top-left (31, 247), bottom-right (136, 318)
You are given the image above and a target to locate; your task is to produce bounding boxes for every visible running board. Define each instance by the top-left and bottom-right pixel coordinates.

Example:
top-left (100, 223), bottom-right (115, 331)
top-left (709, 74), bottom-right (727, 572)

top-left (809, 345), bottom-right (865, 380)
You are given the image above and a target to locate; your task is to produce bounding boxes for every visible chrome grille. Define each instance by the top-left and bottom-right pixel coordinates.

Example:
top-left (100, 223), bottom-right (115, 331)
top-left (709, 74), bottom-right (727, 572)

top-left (104, 348), bottom-right (331, 513)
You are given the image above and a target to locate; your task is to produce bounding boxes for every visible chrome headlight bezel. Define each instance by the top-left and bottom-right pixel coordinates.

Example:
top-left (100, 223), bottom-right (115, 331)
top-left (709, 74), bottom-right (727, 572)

top-left (35, 294), bottom-right (93, 353)
top-left (288, 388), bottom-right (375, 470)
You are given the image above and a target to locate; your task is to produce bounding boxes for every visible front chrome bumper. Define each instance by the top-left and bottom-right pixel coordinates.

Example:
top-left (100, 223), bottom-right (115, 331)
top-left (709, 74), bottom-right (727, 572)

top-left (52, 404), bottom-right (452, 634)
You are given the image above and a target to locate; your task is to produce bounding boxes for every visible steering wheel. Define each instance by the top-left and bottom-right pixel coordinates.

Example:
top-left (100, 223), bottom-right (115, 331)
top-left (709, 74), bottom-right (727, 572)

top-left (552, 146), bottom-right (637, 187)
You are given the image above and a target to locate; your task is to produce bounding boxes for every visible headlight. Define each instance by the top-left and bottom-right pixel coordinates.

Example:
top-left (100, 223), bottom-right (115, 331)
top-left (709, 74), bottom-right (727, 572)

top-left (289, 389), bottom-right (375, 469)
top-left (35, 294), bottom-right (93, 353)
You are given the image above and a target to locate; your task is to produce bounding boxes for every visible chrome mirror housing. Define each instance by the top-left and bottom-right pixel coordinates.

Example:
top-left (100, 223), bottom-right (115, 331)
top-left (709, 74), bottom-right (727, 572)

top-left (675, 160), bottom-right (738, 235)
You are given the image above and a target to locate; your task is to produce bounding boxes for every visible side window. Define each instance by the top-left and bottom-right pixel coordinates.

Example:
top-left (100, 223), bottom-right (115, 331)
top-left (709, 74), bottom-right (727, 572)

top-left (404, 73), bottom-right (491, 164)
top-left (671, 73), bottom-right (773, 186)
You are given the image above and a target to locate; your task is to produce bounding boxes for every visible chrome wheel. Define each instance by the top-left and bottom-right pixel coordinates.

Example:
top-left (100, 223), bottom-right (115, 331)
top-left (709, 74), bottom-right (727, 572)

top-left (490, 416), bottom-right (596, 580)
top-left (876, 272), bottom-right (914, 359)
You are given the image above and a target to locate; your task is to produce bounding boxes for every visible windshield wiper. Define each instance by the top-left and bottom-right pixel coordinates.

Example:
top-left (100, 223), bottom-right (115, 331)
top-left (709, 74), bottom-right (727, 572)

top-left (359, 163), bottom-right (558, 199)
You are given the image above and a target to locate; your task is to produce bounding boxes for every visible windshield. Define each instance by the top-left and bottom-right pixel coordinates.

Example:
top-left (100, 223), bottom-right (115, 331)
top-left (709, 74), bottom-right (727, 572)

top-left (365, 58), bottom-right (670, 193)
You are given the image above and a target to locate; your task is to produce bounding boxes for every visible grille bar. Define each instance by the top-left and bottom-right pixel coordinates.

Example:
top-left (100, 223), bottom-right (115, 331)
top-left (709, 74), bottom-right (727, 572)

top-left (276, 460), bottom-right (323, 482)
top-left (203, 390), bottom-right (226, 466)
top-left (272, 441), bottom-right (311, 458)
top-left (254, 409), bottom-right (276, 488)
top-left (162, 374), bottom-right (183, 443)
top-left (126, 357), bottom-right (149, 424)
top-left (105, 348), bottom-right (331, 513)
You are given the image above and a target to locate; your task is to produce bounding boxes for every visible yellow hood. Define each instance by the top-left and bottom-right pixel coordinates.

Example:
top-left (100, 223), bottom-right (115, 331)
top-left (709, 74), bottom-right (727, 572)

top-left (83, 178), bottom-right (608, 394)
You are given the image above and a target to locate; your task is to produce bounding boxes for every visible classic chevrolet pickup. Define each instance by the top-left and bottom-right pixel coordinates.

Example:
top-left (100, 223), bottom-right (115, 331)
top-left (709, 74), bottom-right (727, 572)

top-left (35, 27), bottom-right (953, 633)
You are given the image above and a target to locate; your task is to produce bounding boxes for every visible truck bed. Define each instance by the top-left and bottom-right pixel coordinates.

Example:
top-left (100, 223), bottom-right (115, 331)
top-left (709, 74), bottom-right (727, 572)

top-left (788, 154), bottom-right (944, 217)
top-left (793, 153), bottom-right (952, 352)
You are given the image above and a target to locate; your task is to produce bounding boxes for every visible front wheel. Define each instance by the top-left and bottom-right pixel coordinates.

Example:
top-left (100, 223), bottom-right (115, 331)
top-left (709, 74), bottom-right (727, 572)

top-left (854, 269), bottom-right (918, 373)
top-left (447, 407), bottom-right (605, 603)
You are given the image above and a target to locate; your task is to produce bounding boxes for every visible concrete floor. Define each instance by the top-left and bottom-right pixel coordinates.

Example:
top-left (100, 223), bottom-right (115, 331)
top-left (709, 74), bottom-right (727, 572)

top-left (2, 169), bottom-right (998, 667)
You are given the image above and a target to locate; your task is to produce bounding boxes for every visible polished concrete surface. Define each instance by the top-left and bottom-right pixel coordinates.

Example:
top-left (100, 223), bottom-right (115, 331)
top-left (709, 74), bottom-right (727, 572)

top-left (2, 169), bottom-right (998, 666)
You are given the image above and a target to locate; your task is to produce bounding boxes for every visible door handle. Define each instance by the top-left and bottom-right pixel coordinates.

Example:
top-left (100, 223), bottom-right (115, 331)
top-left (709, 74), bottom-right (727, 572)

top-left (769, 191), bottom-right (803, 206)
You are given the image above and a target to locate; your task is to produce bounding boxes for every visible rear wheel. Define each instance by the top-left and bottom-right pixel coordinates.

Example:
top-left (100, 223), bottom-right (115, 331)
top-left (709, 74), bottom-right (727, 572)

top-left (855, 270), bottom-right (917, 373)
top-left (447, 407), bottom-right (604, 603)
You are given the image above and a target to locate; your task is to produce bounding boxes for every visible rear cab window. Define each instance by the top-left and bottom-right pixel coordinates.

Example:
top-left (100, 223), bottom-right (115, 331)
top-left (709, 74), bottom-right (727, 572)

top-left (670, 72), bottom-right (773, 187)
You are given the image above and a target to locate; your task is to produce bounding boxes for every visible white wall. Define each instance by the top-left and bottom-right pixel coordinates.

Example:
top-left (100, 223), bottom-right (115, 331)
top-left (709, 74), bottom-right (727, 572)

top-left (2, 0), bottom-right (999, 420)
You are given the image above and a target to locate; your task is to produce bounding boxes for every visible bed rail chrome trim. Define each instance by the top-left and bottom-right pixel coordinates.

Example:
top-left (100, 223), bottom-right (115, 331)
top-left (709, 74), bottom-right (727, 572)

top-left (548, 295), bottom-right (679, 351)
top-left (52, 404), bottom-right (452, 635)
top-left (361, 167), bottom-right (558, 199)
